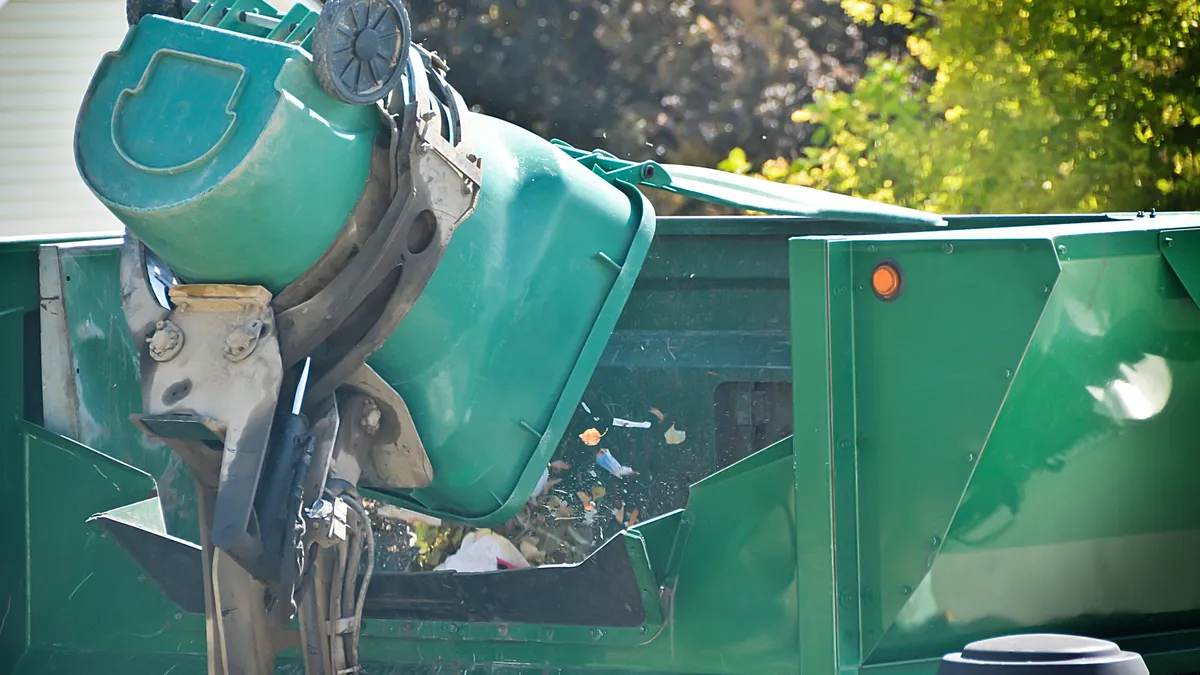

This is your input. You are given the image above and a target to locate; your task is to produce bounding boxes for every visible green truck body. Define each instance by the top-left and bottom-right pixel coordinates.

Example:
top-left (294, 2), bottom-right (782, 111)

top-left (5, 211), bottom-right (1200, 674)
top-left (2, 2), bottom-right (1198, 674)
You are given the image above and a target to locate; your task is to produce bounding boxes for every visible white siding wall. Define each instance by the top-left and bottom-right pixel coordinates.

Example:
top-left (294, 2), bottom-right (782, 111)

top-left (0, 0), bottom-right (128, 237)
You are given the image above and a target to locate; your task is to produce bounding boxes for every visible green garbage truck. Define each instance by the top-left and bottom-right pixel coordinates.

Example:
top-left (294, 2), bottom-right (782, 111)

top-left (1, 0), bottom-right (1198, 673)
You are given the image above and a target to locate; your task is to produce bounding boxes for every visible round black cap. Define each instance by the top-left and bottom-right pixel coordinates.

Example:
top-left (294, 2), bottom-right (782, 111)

top-left (938, 634), bottom-right (1148, 675)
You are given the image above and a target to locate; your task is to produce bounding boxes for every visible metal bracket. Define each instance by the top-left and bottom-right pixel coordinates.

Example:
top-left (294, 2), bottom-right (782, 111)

top-left (224, 318), bottom-right (264, 362)
top-left (332, 364), bottom-right (433, 490)
top-left (135, 283), bottom-right (284, 575)
top-left (273, 44), bottom-right (481, 410)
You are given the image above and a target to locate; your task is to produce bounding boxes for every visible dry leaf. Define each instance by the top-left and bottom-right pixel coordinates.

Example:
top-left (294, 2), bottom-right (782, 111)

top-left (614, 506), bottom-right (625, 523)
top-left (579, 428), bottom-right (605, 446)
top-left (626, 508), bottom-right (640, 527)
top-left (543, 478), bottom-right (561, 495)
top-left (649, 407), bottom-right (665, 423)
top-left (576, 491), bottom-right (592, 508)
top-left (520, 538), bottom-right (546, 563)
top-left (664, 424), bottom-right (687, 445)
top-left (555, 503), bottom-right (573, 518)
top-left (591, 485), bottom-right (607, 500)
top-left (550, 460), bottom-right (571, 471)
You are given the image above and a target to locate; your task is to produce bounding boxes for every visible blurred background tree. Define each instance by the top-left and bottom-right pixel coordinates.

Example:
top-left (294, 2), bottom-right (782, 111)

top-left (405, 0), bottom-right (907, 183)
top-left (721, 0), bottom-right (1200, 214)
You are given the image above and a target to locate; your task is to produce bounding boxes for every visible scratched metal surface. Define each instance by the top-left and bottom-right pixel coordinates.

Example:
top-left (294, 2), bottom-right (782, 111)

top-left (56, 242), bottom-right (200, 542)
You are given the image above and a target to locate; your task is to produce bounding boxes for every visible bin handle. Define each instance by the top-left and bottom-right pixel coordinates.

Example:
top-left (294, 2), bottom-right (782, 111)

top-left (112, 50), bottom-right (245, 174)
top-left (551, 141), bottom-right (947, 228)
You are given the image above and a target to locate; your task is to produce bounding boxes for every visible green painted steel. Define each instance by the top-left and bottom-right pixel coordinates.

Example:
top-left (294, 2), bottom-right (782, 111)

top-left (0, 243), bottom-right (39, 675)
top-left (791, 214), bottom-right (1200, 675)
top-left (75, 16), bottom-right (379, 289)
top-left (53, 242), bottom-right (200, 541)
top-left (11, 213), bottom-right (1200, 673)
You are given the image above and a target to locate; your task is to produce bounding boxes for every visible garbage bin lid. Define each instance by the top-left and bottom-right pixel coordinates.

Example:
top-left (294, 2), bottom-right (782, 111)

top-left (939, 634), bottom-right (1148, 675)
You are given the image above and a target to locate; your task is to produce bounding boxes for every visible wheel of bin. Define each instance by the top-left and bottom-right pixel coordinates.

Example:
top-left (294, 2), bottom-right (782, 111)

top-left (312, 0), bottom-right (412, 106)
top-left (126, 0), bottom-right (184, 25)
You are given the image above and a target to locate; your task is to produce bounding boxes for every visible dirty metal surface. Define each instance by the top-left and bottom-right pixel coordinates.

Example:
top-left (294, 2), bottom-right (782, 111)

top-left (53, 241), bottom-right (201, 541)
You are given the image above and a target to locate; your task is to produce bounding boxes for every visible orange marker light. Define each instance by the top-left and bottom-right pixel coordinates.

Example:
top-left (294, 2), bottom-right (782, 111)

top-left (871, 261), bottom-right (903, 301)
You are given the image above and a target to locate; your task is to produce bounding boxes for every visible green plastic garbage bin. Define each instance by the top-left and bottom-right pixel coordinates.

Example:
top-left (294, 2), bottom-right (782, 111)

top-left (75, 13), bottom-right (656, 526)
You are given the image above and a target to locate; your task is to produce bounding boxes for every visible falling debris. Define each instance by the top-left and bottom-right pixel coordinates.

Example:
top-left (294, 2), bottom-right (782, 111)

top-left (614, 505), bottom-right (625, 523)
top-left (435, 530), bottom-right (530, 573)
top-left (664, 423), bottom-right (687, 445)
top-left (626, 508), bottom-right (640, 527)
top-left (520, 538), bottom-right (546, 564)
top-left (577, 491), bottom-right (595, 511)
top-left (591, 485), bottom-right (607, 500)
top-left (543, 478), bottom-right (561, 494)
top-left (596, 448), bottom-right (638, 477)
top-left (579, 428), bottom-right (606, 446)
top-left (581, 401), bottom-right (592, 414)
top-left (649, 407), bottom-right (666, 423)
top-left (550, 460), bottom-right (571, 471)
top-left (613, 417), bottom-right (652, 429)
top-left (376, 503), bottom-right (443, 528)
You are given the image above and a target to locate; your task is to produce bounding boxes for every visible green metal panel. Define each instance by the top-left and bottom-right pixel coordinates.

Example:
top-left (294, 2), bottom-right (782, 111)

top-left (17, 422), bottom-right (206, 656)
top-left (868, 230), bottom-right (1200, 663)
top-left (12, 651), bottom-right (209, 675)
top-left (849, 236), bottom-right (1060, 657)
top-left (20, 201), bottom-right (1200, 675)
top-left (788, 238), bottom-right (840, 675)
top-left (53, 242), bottom-right (199, 541)
top-left (1160, 227), bottom-right (1200, 305)
top-left (0, 245), bottom-right (39, 675)
top-left (75, 16), bottom-right (379, 289)
top-left (791, 215), bottom-right (1200, 675)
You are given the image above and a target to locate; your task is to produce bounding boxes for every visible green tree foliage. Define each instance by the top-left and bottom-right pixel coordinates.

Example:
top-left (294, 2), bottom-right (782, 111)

top-left (722, 0), bottom-right (1200, 213)
top-left (406, 0), bottom-right (906, 168)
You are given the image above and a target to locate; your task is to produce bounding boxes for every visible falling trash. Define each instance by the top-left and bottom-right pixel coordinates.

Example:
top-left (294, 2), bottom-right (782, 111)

top-left (579, 428), bottom-right (605, 446)
top-left (550, 460), bottom-right (571, 471)
top-left (434, 530), bottom-right (530, 573)
top-left (375, 504), bottom-right (443, 528)
top-left (649, 407), bottom-right (666, 423)
top-left (596, 448), bottom-right (638, 477)
top-left (664, 424), bottom-right (687, 445)
top-left (626, 508), bottom-right (640, 527)
top-left (613, 417), bottom-right (652, 429)
top-left (520, 538), bottom-right (546, 564)
top-left (577, 491), bottom-right (595, 511)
